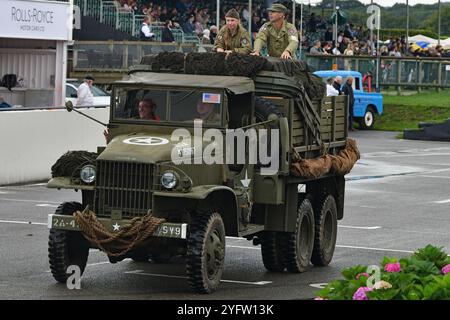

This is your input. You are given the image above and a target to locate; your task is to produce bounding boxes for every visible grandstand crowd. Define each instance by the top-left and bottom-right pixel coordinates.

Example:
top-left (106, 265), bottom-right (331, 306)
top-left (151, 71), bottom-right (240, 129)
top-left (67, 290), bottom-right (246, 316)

top-left (116, 0), bottom-right (449, 58)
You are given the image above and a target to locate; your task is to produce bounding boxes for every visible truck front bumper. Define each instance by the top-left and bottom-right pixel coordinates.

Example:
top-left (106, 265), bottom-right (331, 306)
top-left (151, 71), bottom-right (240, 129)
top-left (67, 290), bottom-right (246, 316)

top-left (47, 214), bottom-right (188, 239)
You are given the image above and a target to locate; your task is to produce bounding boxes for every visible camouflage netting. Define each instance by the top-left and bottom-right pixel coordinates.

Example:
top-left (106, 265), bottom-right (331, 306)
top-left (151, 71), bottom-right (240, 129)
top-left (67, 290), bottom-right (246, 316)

top-left (140, 52), bottom-right (185, 72)
top-left (51, 151), bottom-right (98, 178)
top-left (223, 53), bottom-right (268, 78)
top-left (139, 52), bottom-right (325, 99)
top-left (74, 207), bottom-right (166, 257)
top-left (291, 139), bottom-right (361, 179)
top-left (263, 58), bottom-right (326, 99)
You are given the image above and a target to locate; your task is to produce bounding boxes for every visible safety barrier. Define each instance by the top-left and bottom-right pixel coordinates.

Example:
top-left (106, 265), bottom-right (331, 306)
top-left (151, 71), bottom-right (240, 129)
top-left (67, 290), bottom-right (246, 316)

top-left (304, 54), bottom-right (450, 91)
top-left (0, 106), bottom-right (109, 185)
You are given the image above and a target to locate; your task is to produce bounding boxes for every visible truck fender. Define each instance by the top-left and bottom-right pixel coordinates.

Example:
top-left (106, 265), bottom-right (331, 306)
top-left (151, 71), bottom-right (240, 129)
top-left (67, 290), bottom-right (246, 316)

top-left (153, 186), bottom-right (239, 236)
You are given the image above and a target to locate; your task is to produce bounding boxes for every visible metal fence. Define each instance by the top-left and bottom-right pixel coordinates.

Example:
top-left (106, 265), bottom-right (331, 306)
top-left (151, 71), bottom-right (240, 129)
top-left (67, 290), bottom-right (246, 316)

top-left (73, 0), bottom-right (197, 42)
top-left (72, 41), bottom-right (198, 71)
top-left (304, 55), bottom-right (450, 91)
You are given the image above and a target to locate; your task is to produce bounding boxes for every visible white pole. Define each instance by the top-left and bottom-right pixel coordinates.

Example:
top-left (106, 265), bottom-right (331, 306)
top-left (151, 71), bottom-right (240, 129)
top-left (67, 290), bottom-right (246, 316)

top-left (334, 0), bottom-right (337, 49)
top-left (406, 0), bottom-right (409, 46)
top-left (249, 0), bottom-right (252, 40)
top-left (217, 0), bottom-right (220, 28)
top-left (376, 9), bottom-right (380, 92)
top-left (292, 0), bottom-right (296, 26)
top-left (438, 0), bottom-right (441, 45)
top-left (300, 2), bottom-right (303, 58)
top-left (370, 0), bottom-right (374, 55)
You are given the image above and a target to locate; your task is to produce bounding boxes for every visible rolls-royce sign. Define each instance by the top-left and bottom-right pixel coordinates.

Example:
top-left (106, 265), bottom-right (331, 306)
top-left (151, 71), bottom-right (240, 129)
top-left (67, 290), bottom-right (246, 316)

top-left (0, 0), bottom-right (71, 41)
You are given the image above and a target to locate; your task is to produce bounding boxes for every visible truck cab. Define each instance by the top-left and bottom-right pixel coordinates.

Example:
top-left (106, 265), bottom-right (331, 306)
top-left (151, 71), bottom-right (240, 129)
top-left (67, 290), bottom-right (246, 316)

top-left (314, 70), bottom-right (383, 129)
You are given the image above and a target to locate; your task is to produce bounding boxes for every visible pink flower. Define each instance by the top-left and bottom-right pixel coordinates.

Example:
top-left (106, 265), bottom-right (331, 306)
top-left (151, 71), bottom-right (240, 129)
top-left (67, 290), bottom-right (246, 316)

top-left (384, 262), bottom-right (401, 273)
top-left (356, 273), bottom-right (370, 280)
top-left (442, 264), bottom-right (450, 275)
top-left (352, 287), bottom-right (373, 300)
top-left (314, 297), bottom-right (328, 300)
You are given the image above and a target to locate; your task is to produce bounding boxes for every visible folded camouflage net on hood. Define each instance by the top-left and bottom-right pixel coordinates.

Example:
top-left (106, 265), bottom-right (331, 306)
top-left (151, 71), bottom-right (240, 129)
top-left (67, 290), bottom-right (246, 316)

top-left (291, 139), bottom-right (360, 179)
top-left (139, 52), bottom-right (325, 99)
top-left (51, 151), bottom-right (98, 178)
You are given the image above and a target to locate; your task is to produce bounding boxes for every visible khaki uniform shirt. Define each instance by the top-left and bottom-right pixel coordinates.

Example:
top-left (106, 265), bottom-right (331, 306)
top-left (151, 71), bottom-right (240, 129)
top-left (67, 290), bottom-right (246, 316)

top-left (214, 25), bottom-right (252, 54)
top-left (202, 111), bottom-right (221, 124)
top-left (254, 21), bottom-right (299, 59)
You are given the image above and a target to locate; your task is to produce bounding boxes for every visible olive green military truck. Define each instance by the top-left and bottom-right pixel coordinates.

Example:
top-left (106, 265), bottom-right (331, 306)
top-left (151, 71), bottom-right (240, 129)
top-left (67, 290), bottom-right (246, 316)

top-left (47, 56), bottom-right (353, 294)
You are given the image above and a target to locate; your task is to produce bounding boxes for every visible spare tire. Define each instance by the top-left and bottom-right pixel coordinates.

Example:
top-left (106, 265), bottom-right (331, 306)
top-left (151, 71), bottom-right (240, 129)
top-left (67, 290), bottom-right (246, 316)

top-left (254, 97), bottom-right (283, 124)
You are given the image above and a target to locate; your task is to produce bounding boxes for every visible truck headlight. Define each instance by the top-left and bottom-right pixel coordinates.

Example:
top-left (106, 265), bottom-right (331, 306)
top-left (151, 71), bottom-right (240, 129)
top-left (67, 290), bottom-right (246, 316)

top-left (80, 165), bottom-right (96, 184)
top-left (161, 171), bottom-right (178, 190)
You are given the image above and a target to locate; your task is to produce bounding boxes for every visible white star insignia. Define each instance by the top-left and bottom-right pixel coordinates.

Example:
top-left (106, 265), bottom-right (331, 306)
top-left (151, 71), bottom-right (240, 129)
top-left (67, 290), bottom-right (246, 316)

top-left (112, 222), bottom-right (120, 231)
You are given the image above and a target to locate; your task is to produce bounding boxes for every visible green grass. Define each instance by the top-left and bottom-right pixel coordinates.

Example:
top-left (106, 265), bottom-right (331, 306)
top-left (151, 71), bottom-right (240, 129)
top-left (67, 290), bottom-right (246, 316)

top-left (375, 90), bottom-right (450, 132)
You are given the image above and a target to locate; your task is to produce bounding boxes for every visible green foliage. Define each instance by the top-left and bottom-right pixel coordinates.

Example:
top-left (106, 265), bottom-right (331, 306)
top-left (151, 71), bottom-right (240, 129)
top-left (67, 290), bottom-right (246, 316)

top-left (375, 91), bottom-right (450, 132)
top-left (315, 245), bottom-right (450, 300)
top-left (309, 2), bottom-right (450, 38)
top-left (412, 245), bottom-right (449, 269)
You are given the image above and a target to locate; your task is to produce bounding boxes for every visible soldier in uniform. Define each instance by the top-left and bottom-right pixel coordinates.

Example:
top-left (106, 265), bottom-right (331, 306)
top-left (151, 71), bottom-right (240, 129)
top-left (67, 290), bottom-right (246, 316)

top-left (214, 9), bottom-right (252, 54)
top-left (196, 102), bottom-right (221, 124)
top-left (252, 3), bottom-right (299, 59)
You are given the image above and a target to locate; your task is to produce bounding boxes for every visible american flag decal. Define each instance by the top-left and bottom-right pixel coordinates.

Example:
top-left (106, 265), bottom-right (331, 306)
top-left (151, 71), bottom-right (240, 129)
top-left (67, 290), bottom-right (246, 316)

top-left (202, 93), bottom-right (221, 104)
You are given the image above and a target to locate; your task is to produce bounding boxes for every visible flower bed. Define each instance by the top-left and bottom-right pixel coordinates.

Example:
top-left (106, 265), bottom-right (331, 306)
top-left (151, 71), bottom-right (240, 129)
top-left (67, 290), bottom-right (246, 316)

top-left (315, 245), bottom-right (450, 300)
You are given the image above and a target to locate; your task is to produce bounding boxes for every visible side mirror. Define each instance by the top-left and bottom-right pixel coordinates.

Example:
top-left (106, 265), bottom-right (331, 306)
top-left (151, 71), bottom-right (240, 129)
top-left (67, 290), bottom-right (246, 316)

top-left (65, 101), bottom-right (74, 112)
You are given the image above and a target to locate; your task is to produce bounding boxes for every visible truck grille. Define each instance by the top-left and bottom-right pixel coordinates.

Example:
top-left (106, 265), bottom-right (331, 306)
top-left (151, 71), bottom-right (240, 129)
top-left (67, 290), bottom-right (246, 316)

top-left (94, 160), bottom-right (154, 218)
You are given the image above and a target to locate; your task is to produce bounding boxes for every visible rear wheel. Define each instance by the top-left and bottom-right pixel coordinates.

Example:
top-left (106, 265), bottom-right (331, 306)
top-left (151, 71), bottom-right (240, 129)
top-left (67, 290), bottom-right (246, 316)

top-left (283, 198), bottom-right (315, 273)
top-left (48, 202), bottom-right (90, 283)
top-left (358, 107), bottom-right (375, 130)
top-left (186, 211), bottom-right (225, 294)
top-left (311, 195), bottom-right (338, 267)
top-left (260, 231), bottom-right (286, 272)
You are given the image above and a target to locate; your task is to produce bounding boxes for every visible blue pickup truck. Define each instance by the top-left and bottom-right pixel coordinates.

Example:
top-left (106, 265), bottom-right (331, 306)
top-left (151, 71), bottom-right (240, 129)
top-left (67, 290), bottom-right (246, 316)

top-left (314, 70), bottom-right (383, 129)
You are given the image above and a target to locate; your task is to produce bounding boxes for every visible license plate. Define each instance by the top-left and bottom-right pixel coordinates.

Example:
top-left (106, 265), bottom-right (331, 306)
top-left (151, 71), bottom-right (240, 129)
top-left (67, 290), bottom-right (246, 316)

top-left (48, 214), bottom-right (187, 239)
top-left (153, 223), bottom-right (187, 239)
top-left (48, 214), bottom-right (79, 231)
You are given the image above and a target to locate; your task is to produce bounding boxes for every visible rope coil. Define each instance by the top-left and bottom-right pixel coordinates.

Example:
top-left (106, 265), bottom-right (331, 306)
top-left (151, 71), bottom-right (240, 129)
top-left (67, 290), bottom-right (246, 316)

top-left (74, 207), bottom-right (166, 257)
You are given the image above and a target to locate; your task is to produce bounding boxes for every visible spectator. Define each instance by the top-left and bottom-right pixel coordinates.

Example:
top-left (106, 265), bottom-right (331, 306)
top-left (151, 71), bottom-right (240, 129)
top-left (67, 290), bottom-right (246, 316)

top-left (310, 41), bottom-right (327, 55)
top-left (77, 75), bottom-right (95, 107)
top-left (333, 76), bottom-right (343, 94)
top-left (202, 29), bottom-right (211, 45)
top-left (183, 14), bottom-right (195, 34)
top-left (326, 77), bottom-right (339, 97)
top-left (308, 13), bottom-right (317, 33)
top-left (324, 27), bottom-right (333, 42)
top-left (140, 16), bottom-right (155, 41)
top-left (161, 20), bottom-right (175, 43)
top-left (0, 96), bottom-right (12, 108)
top-left (210, 25), bottom-right (218, 44)
top-left (342, 77), bottom-right (356, 131)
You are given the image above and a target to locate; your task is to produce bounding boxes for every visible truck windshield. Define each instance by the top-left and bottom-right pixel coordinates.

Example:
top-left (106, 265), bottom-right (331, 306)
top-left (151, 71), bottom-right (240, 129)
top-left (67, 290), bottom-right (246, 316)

top-left (113, 88), bottom-right (222, 125)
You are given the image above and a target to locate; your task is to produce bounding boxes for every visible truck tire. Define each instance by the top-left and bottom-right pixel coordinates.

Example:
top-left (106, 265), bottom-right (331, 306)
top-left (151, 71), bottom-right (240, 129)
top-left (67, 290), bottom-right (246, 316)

top-left (186, 211), bottom-right (225, 294)
top-left (311, 195), bottom-right (338, 267)
top-left (283, 198), bottom-right (315, 273)
top-left (358, 107), bottom-right (375, 130)
top-left (48, 202), bottom-right (90, 283)
top-left (260, 231), bottom-right (286, 272)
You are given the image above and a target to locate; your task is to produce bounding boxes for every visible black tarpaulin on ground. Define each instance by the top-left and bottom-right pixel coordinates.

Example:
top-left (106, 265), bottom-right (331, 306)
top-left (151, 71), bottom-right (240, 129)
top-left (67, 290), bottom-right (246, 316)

top-left (404, 120), bottom-right (450, 142)
top-left (139, 53), bottom-right (325, 99)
